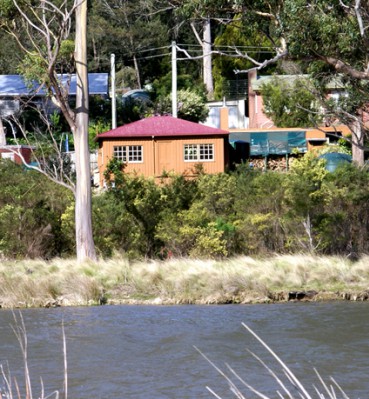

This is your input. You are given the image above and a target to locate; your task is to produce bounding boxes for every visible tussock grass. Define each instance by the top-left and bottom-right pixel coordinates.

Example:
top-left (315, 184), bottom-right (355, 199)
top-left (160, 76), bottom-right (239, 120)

top-left (1, 254), bottom-right (369, 308)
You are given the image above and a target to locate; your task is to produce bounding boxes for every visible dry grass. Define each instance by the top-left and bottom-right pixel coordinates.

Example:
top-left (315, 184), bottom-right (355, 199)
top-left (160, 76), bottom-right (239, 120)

top-left (1, 254), bottom-right (369, 308)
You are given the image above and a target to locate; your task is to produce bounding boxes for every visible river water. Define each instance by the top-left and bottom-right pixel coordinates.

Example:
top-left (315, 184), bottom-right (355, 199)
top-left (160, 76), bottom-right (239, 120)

top-left (0, 302), bottom-right (368, 399)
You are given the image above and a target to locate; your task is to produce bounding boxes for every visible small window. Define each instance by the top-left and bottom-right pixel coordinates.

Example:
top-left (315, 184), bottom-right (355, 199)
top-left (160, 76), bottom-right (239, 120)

top-left (1, 152), bottom-right (14, 161)
top-left (184, 144), bottom-right (214, 161)
top-left (114, 145), bottom-right (143, 163)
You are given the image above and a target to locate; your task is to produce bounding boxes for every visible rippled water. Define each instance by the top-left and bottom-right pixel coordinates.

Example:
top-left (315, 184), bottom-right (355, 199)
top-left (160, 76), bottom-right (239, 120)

top-left (0, 302), bottom-right (368, 399)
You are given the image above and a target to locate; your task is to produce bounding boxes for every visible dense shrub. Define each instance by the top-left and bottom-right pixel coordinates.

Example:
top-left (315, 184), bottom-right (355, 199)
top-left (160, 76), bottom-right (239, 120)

top-left (0, 160), bottom-right (73, 259)
top-left (3, 155), bottom-right (369, 260)
top-left (96, 160), bottom-right (369, 259)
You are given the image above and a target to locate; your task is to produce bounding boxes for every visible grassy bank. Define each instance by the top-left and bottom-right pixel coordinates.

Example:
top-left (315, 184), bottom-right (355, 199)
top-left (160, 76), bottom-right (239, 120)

top-left (1, 254), bottom-right (369, 308)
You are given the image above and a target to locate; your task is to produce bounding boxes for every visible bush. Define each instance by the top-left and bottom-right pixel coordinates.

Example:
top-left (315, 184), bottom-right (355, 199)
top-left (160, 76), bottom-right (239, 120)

top-left (0, 160), bottom-right (73, 259)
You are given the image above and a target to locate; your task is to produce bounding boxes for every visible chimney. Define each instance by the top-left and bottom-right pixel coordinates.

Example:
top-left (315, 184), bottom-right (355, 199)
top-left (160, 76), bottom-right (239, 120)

top-left (219, 97), bottom-right (229, 130)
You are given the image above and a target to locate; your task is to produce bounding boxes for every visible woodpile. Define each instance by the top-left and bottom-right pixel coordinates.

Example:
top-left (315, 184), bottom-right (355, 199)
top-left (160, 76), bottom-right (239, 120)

top-left (250, 156), bottom-right (296, 172)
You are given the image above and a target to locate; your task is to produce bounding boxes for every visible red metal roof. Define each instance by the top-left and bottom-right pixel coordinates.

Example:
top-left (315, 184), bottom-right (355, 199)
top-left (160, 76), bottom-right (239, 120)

top-left (97, 115), bottom-right (229, 139)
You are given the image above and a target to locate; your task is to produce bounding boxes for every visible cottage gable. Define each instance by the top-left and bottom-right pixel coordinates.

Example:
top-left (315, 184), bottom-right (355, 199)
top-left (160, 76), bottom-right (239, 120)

top-left (97, 115), bottom-right (228, 139)
top-left (97, 116), bottom-right (229, 186)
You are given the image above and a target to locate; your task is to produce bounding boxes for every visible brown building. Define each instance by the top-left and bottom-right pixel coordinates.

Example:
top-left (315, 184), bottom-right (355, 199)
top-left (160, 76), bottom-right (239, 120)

top-left (0, 145), bottom-right (34, 165)
top-left (96, 115), bottom-right (229, 187)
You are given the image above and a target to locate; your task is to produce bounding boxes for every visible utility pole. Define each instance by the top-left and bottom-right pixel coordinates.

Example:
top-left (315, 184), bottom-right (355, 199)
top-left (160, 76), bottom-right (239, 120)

top-left (172, 41), bottom-right (177, 118)
top-left (111, 53), bottom-right (117, 129)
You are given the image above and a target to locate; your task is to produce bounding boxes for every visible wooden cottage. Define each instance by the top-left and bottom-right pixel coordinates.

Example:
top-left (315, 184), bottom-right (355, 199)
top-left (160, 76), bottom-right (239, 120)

top-left (96, 115), bottom-right (229, 187)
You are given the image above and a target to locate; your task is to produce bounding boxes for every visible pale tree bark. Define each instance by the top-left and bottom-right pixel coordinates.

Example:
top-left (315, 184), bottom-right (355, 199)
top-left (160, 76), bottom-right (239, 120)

top-left (0, 119), bottom-right (6, 146)
top-left (190, 18), bottom-right (214, 99)
top-left (202, 17), bottom-right (214, 100)
top-left (4, 0), bottom-right (97, 262)
top-left (132, 54), bottom-right (142, 89)
top-left (74, 0), bottom-right (97, 261)
top-left (350, 119), bottom-right (365, 166)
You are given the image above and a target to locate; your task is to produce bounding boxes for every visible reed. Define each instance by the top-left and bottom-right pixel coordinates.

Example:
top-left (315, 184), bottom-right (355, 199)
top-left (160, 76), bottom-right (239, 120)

top-left (1, 254), bottom-right (369, 307)
top-left (1, 314), bottom-right (350, 399)
top-left (0, 312), bottom-right (66, 399)
top-left (197, 323), bottom-right (350, 399)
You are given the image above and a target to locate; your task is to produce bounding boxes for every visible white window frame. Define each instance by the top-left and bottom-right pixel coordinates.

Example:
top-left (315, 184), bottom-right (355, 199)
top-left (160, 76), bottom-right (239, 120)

top-left (184, 144), bottom-right (214, 162)
top-left (113, 145), bottom-right (143, 163)
top-left (1, 152), bottom-right (15, 161)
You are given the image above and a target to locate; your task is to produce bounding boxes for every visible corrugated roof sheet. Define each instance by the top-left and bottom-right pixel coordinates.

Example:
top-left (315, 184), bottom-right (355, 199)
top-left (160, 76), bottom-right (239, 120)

top-left (97, 116), bottom-right (229, 139)
top-left (0, 73), bottom-right (109, 96)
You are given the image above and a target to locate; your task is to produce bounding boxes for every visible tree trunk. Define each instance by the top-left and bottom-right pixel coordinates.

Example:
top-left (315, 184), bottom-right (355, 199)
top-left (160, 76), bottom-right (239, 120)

top-left (203, 17), bottom-right (214, 100)
top-left (0, 118), bottom-right (6, 146)
top-left (351, 119), bottom-right (365, 166)
top-left (74, 0), bottom-right (97, 262)
top-left (133, 53), bottom-right (142, 89)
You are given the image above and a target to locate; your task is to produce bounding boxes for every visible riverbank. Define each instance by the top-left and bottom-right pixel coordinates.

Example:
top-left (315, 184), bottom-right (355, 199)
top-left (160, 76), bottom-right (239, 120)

top-left (1, 254), bottom-right (369, 308)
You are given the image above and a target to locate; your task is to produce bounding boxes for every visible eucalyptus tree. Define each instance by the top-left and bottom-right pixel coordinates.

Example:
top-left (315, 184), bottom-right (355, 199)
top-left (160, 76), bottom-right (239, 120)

top-left (182, 0), bottom-right (369, 164)
top-left (261, 76), bottom-right (321, 128)
top-left (280, 0), bottom-right (369, 165)
top-left (88, 0), bottom-right (168, 88)
top-left (0, 0), bottom-right (97, 261)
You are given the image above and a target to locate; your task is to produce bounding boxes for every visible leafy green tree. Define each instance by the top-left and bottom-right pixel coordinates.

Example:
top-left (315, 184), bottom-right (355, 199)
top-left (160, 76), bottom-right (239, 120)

top-left (155, 202), bottom-right (229, 258)
top-left (316, 164), bottom-right (369, 256)
top-left (88, 0), bottom-right (168, 86)
top-left (212, 14), bottom-right (275, 100)
top-left (156, 172), bottom-right (237, 258)
top-left (282, 152), bottom-right (328, 252)
top-left (103, 159), bottom-right (166, 257)
top-left (155, 88), bottom-right (209, 122)
top-left (232, 168), bottom-right (288, 255)
top-left (278, 0), bottom-right (369, 164)
top-left (261, 76), bottom-right (321, 127)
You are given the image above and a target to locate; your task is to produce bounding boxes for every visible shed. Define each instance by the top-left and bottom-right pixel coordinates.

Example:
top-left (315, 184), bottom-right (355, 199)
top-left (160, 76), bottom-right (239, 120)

top-left (96, 115), bottom-right (229, 186)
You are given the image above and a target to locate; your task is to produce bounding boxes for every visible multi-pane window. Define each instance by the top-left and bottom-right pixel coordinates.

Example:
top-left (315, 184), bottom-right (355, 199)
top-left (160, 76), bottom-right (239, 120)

top-left (184, 144), bottom-right (214, 161)
top-left (113, 145), bottom-right (143, 163)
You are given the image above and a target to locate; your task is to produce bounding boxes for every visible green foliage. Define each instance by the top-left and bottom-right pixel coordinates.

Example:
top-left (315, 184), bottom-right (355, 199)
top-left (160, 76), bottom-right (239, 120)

top-left (58, 39), bottom-right (75, 72)
top-left (120, 96), bottom-right (153, 124)
top-left (282, 0), bottom-right (362, 61)
top-left (17, 52), bottom-right (49, 85)
top-left (89, 120), bottom-right (110, 150)
top-left (155, 88), bottom-right (209, 122)
top-left (92, 193), bottom-right (147, 259)
top-left (213, 14), bottom-right (273, 99)
top-left (150, 73), bottom-right (209, 122)
top-left (261, 76), bottom-right (321, 127)
top-left (3, 154), bottom-right (369, 259)
top-left (103, 159), bottom-right (165, 257)
top-left (0, 160), bottom-right (73, 259)
top-left (152, 73), bottom-right (207, 98)
top-left (232, 169), bottom-right (288, 254)
top-left (155, 203), bottom-right (228, 259)
top-left (315, 164), bottom-right (369, 254)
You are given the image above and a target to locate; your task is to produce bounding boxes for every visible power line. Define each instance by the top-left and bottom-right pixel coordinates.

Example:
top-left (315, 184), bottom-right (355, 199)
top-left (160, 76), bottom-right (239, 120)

top-left (95, 41), bottom-right (276, 67)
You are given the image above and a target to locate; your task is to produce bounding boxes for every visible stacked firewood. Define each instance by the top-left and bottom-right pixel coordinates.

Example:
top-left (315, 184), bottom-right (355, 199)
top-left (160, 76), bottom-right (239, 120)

top-left (249, 156), bottom-right (293, 171)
